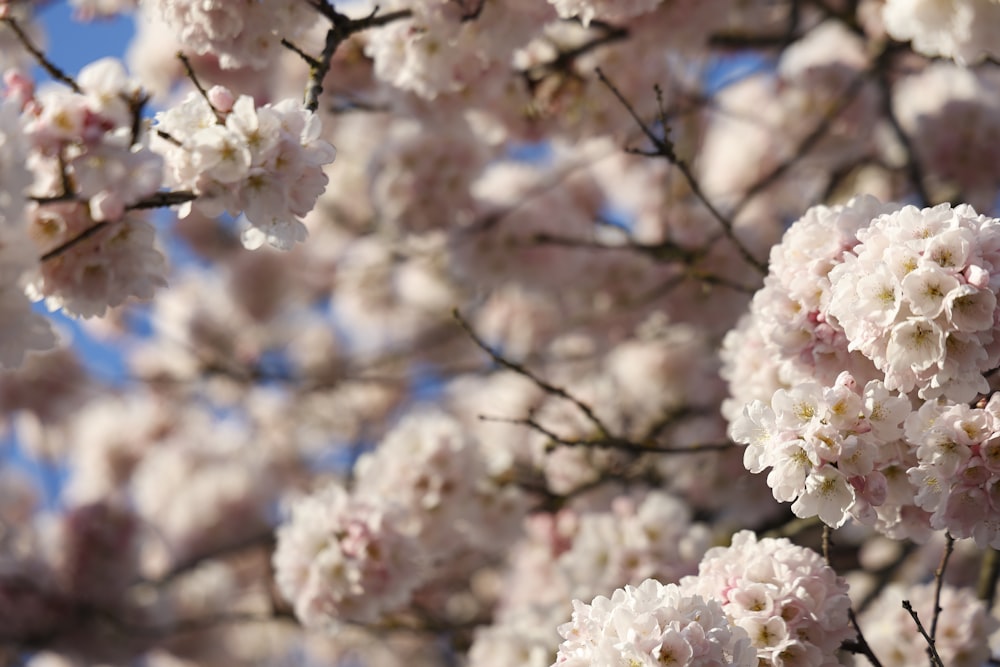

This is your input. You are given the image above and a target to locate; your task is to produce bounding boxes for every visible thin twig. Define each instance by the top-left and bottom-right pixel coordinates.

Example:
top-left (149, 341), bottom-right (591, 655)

top-left (930, 534), bottom-right (954, 643)
top-left (38, 190), bottom-right (197, 262)
top-left (873, 44), bottom-right (929, 207)
top-left (453, 309), bottom-right (612, 436)
top-left (2, 17), bottom-right (82, 92)
top-left (594, 67), bottom-right (767, 276)
top-left (848, 607), bottom-right (884, 667)
top-left (478, 414), bottom-right (735, 455)
top-left (177, 52), bottom-right (224, 123)
top-left (901, 600), bottom-right (945, 667)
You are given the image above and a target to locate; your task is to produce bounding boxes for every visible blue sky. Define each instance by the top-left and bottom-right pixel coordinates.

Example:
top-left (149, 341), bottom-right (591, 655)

top-left (37, 1), bottom-right (134, 76)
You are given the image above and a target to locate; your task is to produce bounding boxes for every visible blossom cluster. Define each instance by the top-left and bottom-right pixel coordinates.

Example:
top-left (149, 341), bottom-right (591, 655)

top-left (726, 198), bottom-right (1000, 543)
top-left (153, 86), bottom-right (336, 250)
top-left (553, 579), bottom-right (758, 667)
top-left (827, 202), bottom-right (1000, 402)
top-left (731, 372), bottom-right (912, 529)
top-left (554, 532), bottom-right (852, 667)
top-left (272, 484), bottom-right (423, 627)
top-left (679, 531), bottom-right (853, 666)
top-left (905, 395), bottom-right (1000, 546)
top-left (147, 0), bottom-right (313, 70)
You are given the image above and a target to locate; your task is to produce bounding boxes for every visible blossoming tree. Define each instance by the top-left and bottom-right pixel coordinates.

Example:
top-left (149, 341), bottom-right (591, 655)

top-left (5, 0), bottom-right (1000, 665)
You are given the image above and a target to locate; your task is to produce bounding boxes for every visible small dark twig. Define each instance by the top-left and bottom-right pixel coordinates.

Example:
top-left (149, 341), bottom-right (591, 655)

top-left (454, 309), bottom-right (612, 436)
top-left (594, 67), bottom-right (767, 276)
top-left (38, 190), bottom-right (197, 262)
top-left (901, 600), bottom-right (945, 667)
top-left (177, 52), bottom-right (224, 123)
top-left (848, 608), bottom-right (884, 667)
top-left (478, 414), bottom-right (735, 455)
top-left (874, 44), bottom-right (929, 207)
top-left (930, 534), bottom-right (954, 643)
top-left (39, 221), bottom-right (108, 262)
top-left (280, 38), bottom-right (320, 68)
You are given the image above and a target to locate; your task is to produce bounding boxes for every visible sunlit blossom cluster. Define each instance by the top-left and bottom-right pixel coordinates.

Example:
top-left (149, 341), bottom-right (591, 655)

top-left (679, 531), bottom-right (853, 666)
top-left (553, 579), bottom-right (758, 667)
top-left (731, 372), bottom-right (911, 529)
top-left (153, 86), bottom-right (336, 250)
top-left (904, 394), bottom-right (1000, 547)
top-left (827, 202), bottom-right (1000, 402)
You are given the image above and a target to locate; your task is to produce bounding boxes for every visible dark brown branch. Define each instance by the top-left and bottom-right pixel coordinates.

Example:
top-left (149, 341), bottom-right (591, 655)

top-left (38, 190), bottom-right (196, 262)
top-left (873, 44), bottom-right (929, 207)
top-left (729, 73), bottom-right (868, 221)
top-left (302, 5), bottom-right (413, 113)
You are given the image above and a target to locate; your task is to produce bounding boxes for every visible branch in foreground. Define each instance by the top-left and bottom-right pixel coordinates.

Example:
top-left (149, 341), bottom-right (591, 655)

top-left (294, 4), bottom-right (413, 112)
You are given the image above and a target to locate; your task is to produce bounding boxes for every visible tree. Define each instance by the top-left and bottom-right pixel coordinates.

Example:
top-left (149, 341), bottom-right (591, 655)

top-left (2, 0), bottom-right (1000, 665)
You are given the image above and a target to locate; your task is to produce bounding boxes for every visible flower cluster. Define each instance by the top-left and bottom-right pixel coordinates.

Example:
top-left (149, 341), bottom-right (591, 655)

top-left (553, 579), bottom-right (757, 667)
top-left (904, 394), bottom-right (1000, 547)
top-left (720, 195), bottom-right (897, 419)
top-left (679, 531), bottom-right (852, 667)
top-left (272, 484), bottom-right (424, 627)
top-left (731, 372), bottom-right (911, 528)
top-left (882, 0), bottom-right (1000, 64)
top-left (827, 202), bottom-right (1000, 402)
top-left (153, 87), bottom-right (336, 250)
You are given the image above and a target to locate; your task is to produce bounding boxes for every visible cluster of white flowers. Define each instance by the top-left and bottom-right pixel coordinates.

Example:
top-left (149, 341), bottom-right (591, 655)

top-left (153, 86), bottom-right (336, 250)
top-left (827, 202), bottom-right (1000, 402)
top-left (726, 198), bottom-right (1000, 539)
top-left (553, 579), bottom-right (758, 667)
top-left (272, 484), bottom-right (424, 627)
top-left (731, 372), bottom-right (911, 528)
top-left (882, 0), bottom-right (1000, 64)
top-left (904, 394), bottom-right (1000, 547)
top-left (679, 531), bottom-right (852, 667)
top-left (861, 582), bottom-right (997, 667)
top-left (146, 0), bottom-right (313, 70)
top-left (722, 195), bottom-right (896, 410)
